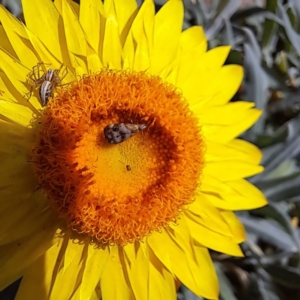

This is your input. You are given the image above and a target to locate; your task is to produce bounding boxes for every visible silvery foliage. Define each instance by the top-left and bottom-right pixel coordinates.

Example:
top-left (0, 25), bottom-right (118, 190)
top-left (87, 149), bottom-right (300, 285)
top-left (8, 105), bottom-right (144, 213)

top-left (0, 0), bottom-right (21, 16)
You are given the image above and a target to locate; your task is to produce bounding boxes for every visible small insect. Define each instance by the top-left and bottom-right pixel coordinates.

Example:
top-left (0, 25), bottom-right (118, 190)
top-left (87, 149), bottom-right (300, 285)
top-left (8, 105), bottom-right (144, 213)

top-left (26, 62), bottom-right (68, 106)
top-left (104, 123), bottom-right (146, 144)
top-left (119, 160), bottom-right (132, 171)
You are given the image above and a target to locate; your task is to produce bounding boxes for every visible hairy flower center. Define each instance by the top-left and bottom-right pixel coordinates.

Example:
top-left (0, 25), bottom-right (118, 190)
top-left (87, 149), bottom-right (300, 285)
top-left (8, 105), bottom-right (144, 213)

top-left (31, 70), bottom-right (204, 245)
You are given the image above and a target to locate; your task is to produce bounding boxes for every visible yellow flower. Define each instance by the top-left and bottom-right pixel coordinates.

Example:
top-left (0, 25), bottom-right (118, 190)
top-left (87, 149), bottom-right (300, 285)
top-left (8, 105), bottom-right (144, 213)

top-left (0, 0), bottom-right (267, 299)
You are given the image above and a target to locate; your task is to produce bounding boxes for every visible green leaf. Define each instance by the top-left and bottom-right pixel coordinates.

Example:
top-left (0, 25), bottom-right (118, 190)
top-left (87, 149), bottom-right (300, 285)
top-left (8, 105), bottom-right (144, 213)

top-left (225, 50), bottom-right (243, 65)
top-left (262, 0), bottom-right (278, 49)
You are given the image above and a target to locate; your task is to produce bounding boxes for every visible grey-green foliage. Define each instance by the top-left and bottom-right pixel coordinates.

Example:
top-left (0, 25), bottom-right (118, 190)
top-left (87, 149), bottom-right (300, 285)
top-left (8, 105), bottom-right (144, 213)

top-left (151, 0), bottom-right (300, 299)
top-left (0, 0), bottom-right (21, 15)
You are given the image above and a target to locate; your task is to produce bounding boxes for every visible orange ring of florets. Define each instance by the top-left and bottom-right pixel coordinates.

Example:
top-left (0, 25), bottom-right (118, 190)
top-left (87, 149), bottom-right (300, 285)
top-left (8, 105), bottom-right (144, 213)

top-left (31, 69), bottom-right (204, 245)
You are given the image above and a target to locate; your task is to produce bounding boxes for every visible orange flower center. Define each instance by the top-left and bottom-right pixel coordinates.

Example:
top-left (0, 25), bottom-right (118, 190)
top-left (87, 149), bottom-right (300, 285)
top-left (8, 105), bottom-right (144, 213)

top-left (31, 70), bottom-right (204, 245)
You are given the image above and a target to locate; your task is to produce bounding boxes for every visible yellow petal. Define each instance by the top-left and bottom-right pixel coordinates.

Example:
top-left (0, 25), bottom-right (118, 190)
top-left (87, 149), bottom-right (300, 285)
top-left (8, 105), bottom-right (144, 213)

top-left (0, 193), bottom-right (49, 245)
top-left (178, 46), bottom-right (230, 106)
top-left (102, 0), bottom-right (122, 69)
top-left (63, 236), bottom-right (83, 270)
top-left (113, 0), bottom-right (138, 44)
top-left (202, 108), bottom-right (262, 143)
top-left (130, 0), bottom-right (154, 71)
top-left (70, 245), bottom-right (110, 300)
top-left (0, 24), bottom-right (16, 57)
top-left (205, 179), bottom-right (267, 210)
top-left (69, 0), bottom-right (80, 16)
top-left (15, 238), bottom-right (64, 300)
top-left (103, 0), bottom-right (113, 12)
top-left (100, 246), bottom-right (133, 299)
top-left (25, 27), bottom-right (75, 86)
top-left (196, 101), bottom-right (254, 125)
top-left (49, 237), bottom-right (86, 299)
top-left (0, 48), bottom-right (30, 99)
top-left (184, 212), bottom-right (243, 256)
top-left (22, 0), bottom-right (64, 62)
top-left (122, 30), bottom-right (135, 69)
top-left (146, 232), bottom-right (174, 276)
top-left (201, 173), bottom-right (233, 195)
top-left (79, 0), bottom-right (102, 51)
top-left (148, 225), bottom-right (218, 299)
top-left (228, 139), bottom-right (263, 164)
top-left (204, 160), bottom-right (263, 181)
top-left (148, 230), bottom-right (199, 295)
top-left (79, 1), bottom-right (100, 45)
top-left (180, 26), bottom-right (207, 53)
top-left (148, 249), bottom-right (176, 300)
top-left (221, 211), bottom-right (246, 243)
top-left (86, 53), bottom-right (103, 73)
top-left (0, 74), bottom-right (22, 104)
top-left (138, 0), bottom-right (154, 55)
top-left (201, 65), bottom-right (244, 107)
top-left (0, 6), bottom-right (37, 68)
top-left (161, 62), bottom-right (180, 85)
top-left (151, 0), bottom-right (183, 74)
top-left (61, 0), bottom-right (88, 73)
top-left (133, 29), bottom-right (150, 71)
top-left (193, 244), bottom-right (219, 299)
top-left (205, 138), bottom-right (262, 165)
top-left (122, 243), bottom-right (149, 300)
top-left (0, 119), bottom-right (31, 154)
top-left (0, 122), bottom-right (34, 209)
top-left (171, 26), bottom-right (207, 85)
top-left (122, 0), bottom-right (153, 70)
top-left (170, 219), bottom-right (219, 299)
top-left (0, 206), bottom-right (51, 247)
top-left (0, 101), bottom-right (33, 126)
top-left (0, 224), bottom-right (58, 290)
top-left (91, 287), bottom-right (101, 300)
top-left (53, 0), bottom-right (63, 14)
top-left (188, 194), bottom-right (233, 237)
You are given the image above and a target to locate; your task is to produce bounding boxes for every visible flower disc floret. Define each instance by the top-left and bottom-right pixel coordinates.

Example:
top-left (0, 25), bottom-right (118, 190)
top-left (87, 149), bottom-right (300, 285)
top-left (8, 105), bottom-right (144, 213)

top-left (31, 70), bottom-right (205, 245)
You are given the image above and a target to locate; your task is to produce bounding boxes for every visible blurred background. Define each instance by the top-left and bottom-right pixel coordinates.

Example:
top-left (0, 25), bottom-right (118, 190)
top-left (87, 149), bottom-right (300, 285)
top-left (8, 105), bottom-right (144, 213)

top-left (1, 0), bottom-right (300, 299)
